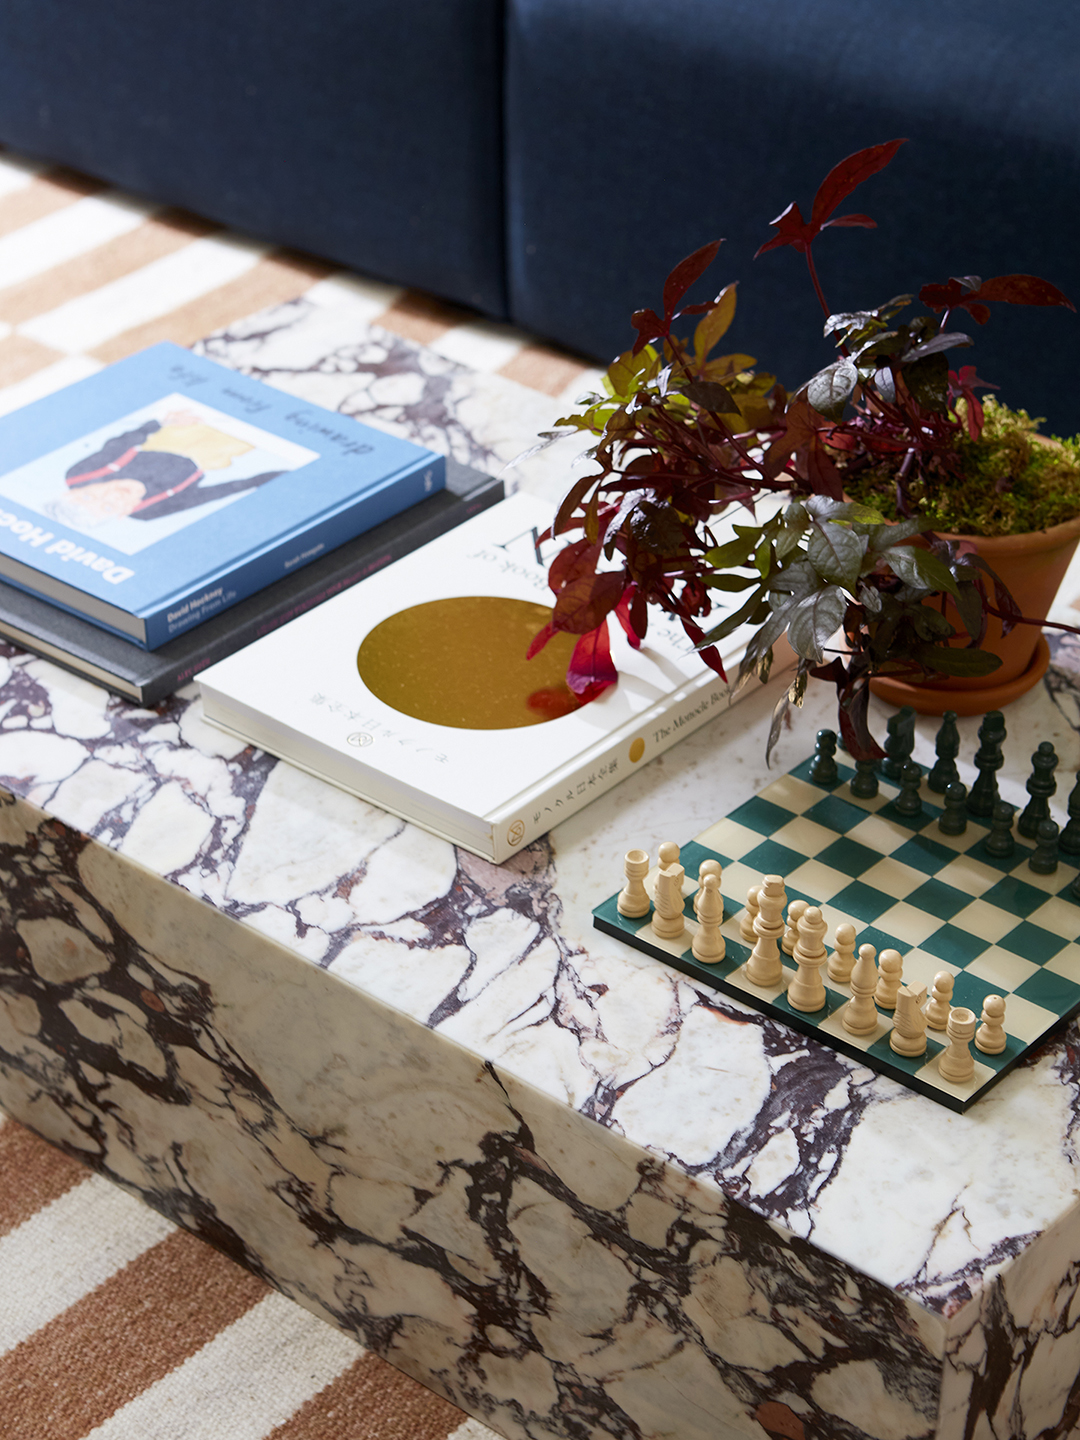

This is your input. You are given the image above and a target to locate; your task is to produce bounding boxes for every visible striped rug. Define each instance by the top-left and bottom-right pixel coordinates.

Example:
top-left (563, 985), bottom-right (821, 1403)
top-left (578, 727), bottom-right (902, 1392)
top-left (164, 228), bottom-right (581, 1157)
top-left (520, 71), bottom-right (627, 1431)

top-left (0, 150), bottom-right (597, 415)
top-left (0, 143), bottom-right (598, 1440)
top-left (0, 1111), bottom-right (499, 1440)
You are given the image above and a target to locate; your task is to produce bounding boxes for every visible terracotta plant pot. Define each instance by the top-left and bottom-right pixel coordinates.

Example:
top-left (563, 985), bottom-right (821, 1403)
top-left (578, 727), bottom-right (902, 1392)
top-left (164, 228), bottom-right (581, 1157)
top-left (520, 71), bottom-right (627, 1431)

top-left (870, 511), bottom-right (1080, 716)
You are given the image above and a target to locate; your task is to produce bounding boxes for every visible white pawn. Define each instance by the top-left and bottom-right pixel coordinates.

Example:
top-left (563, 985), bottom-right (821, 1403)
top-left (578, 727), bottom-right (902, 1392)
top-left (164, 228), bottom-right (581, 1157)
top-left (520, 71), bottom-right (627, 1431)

top-left (787, 906), bottom-right (829, 1013)
top-left (925, 972), bottom-right (954, 1031)
top-left (695, 859), bottom-right (723, 920)
top-left (746, 875), bottom-right (786, 988)
top-left (843, 944), bottom-right (879, 1035)
top-left (651, 862), bottom-right (686, 940)
top-left (890, 984), bottom-right (929, 1057)
top-left (691, 874), bottom-right (725, 964)
top-left (657, 840), bottom-right (680, 870)
top-left (827, 923), bottom-right (857, 984)
top-left (739, 885), bottom-right (761, 944)
top-left (782, 898), bottom-right (808, 956)
top-left (975, 994), bottom-right (1007, 1055)
top-left (939, 1006), bottom-right (978, 1084)
top-left (874, 949), bottom-right (904, 1010)
top-left (618, 848), bottom-right (651, 917)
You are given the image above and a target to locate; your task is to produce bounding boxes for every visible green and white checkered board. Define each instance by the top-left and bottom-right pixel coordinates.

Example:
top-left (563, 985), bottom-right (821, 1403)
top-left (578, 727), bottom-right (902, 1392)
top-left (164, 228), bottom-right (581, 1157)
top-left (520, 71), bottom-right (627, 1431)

top-left (594, 752), bottom-right (1080, 1111)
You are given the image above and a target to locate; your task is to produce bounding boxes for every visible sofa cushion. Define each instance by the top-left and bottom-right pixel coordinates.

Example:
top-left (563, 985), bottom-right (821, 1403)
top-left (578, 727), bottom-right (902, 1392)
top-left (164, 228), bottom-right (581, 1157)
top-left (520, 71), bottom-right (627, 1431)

top-left (506, 0), bottom-right (1080, 432)
top-left (0, 0), bottom-right (507, 316)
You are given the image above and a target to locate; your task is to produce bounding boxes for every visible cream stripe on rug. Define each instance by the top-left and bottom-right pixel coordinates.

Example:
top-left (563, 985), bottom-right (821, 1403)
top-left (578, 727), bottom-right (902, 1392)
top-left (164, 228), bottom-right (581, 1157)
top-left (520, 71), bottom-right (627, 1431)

top-left (0, 1114), bottom-right (503, 1440)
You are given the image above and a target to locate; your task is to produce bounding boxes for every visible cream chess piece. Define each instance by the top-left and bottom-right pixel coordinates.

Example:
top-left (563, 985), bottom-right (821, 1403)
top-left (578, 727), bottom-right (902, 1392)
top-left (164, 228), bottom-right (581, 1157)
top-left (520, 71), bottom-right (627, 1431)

top-left (657, 840), bottom-right (680, 870)
top-left (925, 972), bottom-right (954, 1031)
top-left (782, 898), bottom-right (808, 956)
top-left (695, 859), bottom-right (723, 920)
top-left (827, 922), bottom-right (856, 983)
top-left (843, 944), bottom-right (879, 1035)
top-left (746, 875), bottom-right (786, 987)
top-left (739, 885), bottom-right (760, 943)
top-left (787, 906), bottom-right (829, 1012)
top-left (651, 862), bottom-right (686, 940)
top-left (975, 994), bottom-right (1007, 1054)
top-left (890, 983), bottom-right (929, 1057)
top-left (939, 1006), bottom-right (978, 1084)
top-left (618, 849), bottom-right (651, 918)
top-left (873, 949), bottom-right (904, 1010)
top-left (691, 874), bottom-right (725, 963)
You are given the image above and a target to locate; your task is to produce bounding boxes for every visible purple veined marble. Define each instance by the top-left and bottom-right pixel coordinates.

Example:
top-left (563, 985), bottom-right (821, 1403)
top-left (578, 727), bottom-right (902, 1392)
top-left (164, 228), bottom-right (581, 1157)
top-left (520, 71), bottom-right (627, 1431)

top-left (2, 295), bottom-right (1080, 1440)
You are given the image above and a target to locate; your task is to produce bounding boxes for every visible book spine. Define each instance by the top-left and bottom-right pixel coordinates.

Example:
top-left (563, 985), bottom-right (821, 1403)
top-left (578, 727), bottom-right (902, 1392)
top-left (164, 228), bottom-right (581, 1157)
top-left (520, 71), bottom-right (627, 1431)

top-left (142, 454), bottom-right (445, 649)
top-left (487, 678), bottom-right (733, 863)
top-left (143, 476), bottom-right (502, 703)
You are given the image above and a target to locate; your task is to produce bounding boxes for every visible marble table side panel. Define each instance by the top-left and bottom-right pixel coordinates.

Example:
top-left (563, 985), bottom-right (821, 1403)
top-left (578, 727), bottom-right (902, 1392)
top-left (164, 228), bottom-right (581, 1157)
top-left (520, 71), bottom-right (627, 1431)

top-left (0, 789), bottom-right (946, 1440)
top-left (939, 1176), bottom-right (1080, 1440)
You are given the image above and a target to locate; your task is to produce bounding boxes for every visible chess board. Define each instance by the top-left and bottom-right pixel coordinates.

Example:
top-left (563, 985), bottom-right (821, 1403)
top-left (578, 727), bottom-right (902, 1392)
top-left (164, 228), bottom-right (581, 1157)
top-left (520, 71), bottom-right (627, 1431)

top-left (594, 752), bottom-right (1080, 1111)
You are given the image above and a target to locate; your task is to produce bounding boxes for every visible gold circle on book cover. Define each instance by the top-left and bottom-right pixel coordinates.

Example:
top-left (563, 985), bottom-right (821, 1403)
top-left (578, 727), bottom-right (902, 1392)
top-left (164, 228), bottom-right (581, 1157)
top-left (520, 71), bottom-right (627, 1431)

top-left (357, 596), bottom-right (583, 729)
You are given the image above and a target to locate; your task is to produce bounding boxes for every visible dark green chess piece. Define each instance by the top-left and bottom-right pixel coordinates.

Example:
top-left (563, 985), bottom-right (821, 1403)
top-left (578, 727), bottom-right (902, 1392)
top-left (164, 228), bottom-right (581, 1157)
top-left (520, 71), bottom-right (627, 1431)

top-left (882, 707), bottom-right (916, 782)
top-left (928, 711), bottom-right (960, 794)
top-left (984, 800), bottom-right (1016, 858)
top-left (808, 729), bottom-right (839, 785)
top-left (1029, 818), bottom-right (1060, 875)
top-left (1018, 741), bottom-right (1058, 839)
top-left (850, 757), bottom-right (879, 799)
top-left (938, 782), bottom-right (968, 835)
top-left (968, 710), bottom-right (1007, 818)
top-left (1059, 771), bottom-right (1080, 856)
top-left (894, 760), bottom-right (923, 817)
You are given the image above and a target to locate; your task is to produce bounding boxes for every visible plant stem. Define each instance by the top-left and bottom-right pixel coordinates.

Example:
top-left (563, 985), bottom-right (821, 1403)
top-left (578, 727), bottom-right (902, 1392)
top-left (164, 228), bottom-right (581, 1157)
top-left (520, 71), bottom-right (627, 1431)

top-left (805, 246), bottom-right (830, 320)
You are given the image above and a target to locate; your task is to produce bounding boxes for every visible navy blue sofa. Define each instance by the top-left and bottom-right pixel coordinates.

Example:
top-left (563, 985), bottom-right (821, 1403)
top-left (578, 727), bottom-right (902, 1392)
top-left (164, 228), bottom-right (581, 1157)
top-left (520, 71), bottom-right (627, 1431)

top-left (1, 0), bottom-right (1077, 431)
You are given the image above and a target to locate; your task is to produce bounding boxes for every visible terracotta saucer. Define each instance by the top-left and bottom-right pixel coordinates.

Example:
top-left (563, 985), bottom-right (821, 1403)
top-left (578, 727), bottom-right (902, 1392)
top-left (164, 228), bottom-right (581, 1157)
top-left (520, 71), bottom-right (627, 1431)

top-left (869, 634), bottom-right (1052, 717)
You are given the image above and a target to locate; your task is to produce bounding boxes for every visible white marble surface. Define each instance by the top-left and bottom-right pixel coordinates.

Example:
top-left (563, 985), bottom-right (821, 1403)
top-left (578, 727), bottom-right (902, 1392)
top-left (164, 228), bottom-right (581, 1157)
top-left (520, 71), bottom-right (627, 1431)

top-left (3, 294), bottom-right (1080, 1440)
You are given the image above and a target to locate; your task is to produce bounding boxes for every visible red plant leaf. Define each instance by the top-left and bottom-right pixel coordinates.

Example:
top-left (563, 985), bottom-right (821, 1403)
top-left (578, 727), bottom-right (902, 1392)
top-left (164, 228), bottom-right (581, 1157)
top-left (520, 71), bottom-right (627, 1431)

top-left (662, 240), bottom-right (722, 322)
top-left (630, 307), bottom-right (667, 354)
top-left (755, 201), bottom-right (811, 258)
top-left (974, 273), bottom-right (1075, 311)
top-left (548, 537), bottom-right (599, 595)
top-left (553, 570), bottom-right (625, 633)
top-left (614, 583), bottom-right (643, 649)
top-left (526, 620), bottom-right (557, 660)
top-left (809, 139), bottom-right (907, 227)
top-left (820, 212), bottom-right (877, 230)
top-left (567, 623), bottom-right (618, 697)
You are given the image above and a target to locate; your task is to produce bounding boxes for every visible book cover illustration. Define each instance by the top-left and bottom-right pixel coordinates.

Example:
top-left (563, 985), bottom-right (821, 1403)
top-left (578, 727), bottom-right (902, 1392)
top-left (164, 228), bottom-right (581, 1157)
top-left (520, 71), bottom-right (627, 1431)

top-left (0, 342), bottom-right (444, 648)
top-left (199, 493), bottom-right (760, 862)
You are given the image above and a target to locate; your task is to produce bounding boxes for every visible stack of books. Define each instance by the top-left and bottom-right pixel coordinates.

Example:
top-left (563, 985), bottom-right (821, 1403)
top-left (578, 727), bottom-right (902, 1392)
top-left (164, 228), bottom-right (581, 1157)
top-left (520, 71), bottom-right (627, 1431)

top-left (0, 339), bottom-right (766, 859)
top-left (0, 341), bottom-right (503, 703)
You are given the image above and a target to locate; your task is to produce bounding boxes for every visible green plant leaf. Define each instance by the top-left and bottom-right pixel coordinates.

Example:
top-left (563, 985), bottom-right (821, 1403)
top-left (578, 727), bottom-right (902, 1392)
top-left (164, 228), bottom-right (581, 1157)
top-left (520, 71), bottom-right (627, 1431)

top-left (807, 521), bottom-right (868, 588)
top-left (682, 379), bottom-right (741, 415)
top-left (704, 572), bottom-right (760, 591)
top-left (903, 352), bottom-right (950, 413)
top-left (787, 586), bottom-right (848, 663)
top-left (880, 544), bottom-right (961, 598)
top-left (700, 586), bottom-right (769, 644)
top-left (703, 530), bottom-right (761, 568)
top-left (805, 358), bottom-right (859, 419)
top-left (911, 644), bottom-right (1003, 676)
top-left (805, 496), bottom-right (885, 524)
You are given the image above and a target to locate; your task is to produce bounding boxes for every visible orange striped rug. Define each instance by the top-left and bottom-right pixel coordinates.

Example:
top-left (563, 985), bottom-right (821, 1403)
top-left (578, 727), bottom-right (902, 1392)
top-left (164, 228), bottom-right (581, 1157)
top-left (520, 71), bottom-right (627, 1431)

top-left (0, 1110), bottom-right (499, 1440)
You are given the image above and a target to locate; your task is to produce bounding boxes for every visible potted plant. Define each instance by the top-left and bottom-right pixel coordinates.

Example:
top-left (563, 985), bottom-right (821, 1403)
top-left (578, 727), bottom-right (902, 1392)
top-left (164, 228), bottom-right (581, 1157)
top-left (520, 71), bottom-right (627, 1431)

top-left (527, 140), bottom-right (1080, 759)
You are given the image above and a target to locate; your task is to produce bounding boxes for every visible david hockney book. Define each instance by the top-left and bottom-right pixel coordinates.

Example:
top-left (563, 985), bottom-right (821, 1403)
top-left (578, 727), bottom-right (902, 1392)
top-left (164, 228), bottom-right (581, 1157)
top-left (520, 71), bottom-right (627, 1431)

top-left (199, 493), bottom-right (765, 863)
top-left (0, 460), bottom-right (503, 705)
top-left (0, 341), bottom-right (444, 648)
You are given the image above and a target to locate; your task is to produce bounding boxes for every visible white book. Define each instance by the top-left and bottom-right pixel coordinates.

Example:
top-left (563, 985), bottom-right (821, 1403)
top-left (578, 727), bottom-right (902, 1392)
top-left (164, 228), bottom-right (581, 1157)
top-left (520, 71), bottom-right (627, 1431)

top-left (199, 493), bottom-right (763, 862)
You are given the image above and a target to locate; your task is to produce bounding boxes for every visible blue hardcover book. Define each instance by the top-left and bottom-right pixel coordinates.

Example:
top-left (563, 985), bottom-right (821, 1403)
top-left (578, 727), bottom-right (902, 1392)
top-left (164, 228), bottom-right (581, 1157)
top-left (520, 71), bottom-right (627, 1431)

top-left (0, 342), bottom-right (444, 648)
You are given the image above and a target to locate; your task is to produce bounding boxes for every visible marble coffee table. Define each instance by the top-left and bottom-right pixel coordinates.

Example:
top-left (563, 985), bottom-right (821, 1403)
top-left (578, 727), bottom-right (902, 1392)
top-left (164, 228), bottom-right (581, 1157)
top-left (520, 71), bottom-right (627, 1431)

top-left (2, 297), bottom-right (1080, 1440)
